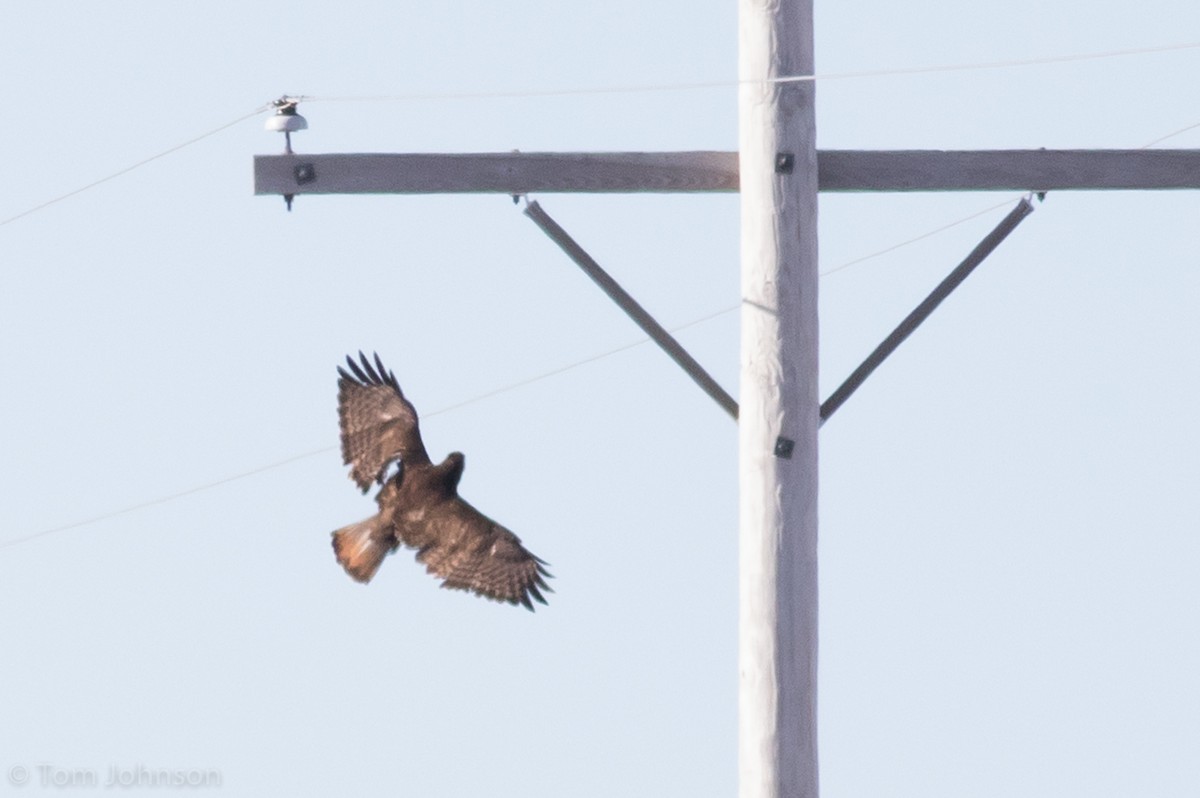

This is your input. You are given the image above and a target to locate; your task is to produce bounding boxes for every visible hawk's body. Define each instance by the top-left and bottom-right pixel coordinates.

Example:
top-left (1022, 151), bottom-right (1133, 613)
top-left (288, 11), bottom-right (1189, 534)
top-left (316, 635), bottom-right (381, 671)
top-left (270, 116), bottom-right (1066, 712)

top-left (331, 353), bottom-right (551, 610)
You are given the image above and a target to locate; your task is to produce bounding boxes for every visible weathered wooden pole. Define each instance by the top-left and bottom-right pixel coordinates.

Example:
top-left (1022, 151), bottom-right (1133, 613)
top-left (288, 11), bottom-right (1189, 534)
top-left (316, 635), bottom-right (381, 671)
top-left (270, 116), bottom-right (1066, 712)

top-left (738, 0), bottom-right (819, 796)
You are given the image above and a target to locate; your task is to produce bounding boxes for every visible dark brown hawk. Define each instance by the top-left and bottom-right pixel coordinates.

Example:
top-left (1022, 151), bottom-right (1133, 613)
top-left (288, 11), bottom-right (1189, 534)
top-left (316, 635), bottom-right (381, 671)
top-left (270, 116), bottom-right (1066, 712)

top-left (331, 352), bottom-right (552, 610)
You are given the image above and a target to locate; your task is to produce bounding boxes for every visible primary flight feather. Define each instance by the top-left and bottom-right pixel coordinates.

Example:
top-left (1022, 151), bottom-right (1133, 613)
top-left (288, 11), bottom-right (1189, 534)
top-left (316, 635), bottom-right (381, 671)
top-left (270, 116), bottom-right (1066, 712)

top-left (331, 352), bottom-right (552, 610)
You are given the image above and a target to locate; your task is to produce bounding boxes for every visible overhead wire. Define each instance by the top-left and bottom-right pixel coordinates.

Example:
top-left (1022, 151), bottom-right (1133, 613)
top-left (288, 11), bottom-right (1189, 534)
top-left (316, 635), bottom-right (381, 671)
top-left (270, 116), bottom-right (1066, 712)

top-left (295, 39), bottom-right (1200, 104)
top-left (0, 307), bottom-right (737, 551)
top-left (819, 197), bottom-right (1022, 277)
top-left (0, 104), bottom-right (271, 230)
top-left (0, 447), bottom-right (331, 551)
top-left (1137, 118), bottom-right (1200, 149)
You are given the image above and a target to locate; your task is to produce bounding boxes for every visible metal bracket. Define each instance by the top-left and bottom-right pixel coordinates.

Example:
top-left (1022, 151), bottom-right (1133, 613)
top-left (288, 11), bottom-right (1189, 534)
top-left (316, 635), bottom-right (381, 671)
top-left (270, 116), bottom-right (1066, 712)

top-left (294, 163), bottom-right (317, 185)
top-left (819, 196), bottom-right (1035, 425)
top-left (523, 200), bottom-right (739, 421)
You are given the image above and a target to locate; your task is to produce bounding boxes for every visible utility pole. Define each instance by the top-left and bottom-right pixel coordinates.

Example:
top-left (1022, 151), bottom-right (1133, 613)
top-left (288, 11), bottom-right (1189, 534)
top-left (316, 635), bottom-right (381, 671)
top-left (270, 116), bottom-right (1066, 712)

top-left (256, 7), bottom-right (1200, 796)
top-left (737, 1), bottom-right (819, 797)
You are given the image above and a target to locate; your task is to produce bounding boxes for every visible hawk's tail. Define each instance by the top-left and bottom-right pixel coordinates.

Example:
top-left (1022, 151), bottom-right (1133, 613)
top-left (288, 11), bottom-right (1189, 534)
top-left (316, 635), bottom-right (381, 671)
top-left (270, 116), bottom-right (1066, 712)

top-left (331, 516), bottom-right (395, 584)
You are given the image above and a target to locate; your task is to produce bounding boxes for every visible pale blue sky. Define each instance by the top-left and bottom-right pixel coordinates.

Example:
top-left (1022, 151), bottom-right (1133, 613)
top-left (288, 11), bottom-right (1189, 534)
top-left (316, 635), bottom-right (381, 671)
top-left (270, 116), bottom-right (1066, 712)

top-left (2, 2), bottom-right (1199, 796)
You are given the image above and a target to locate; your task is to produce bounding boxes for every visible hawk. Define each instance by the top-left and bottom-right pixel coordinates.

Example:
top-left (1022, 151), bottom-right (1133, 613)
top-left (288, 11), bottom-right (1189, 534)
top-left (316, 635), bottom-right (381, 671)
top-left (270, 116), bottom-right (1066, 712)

top-left (331, 352), bottom-right (552, 610)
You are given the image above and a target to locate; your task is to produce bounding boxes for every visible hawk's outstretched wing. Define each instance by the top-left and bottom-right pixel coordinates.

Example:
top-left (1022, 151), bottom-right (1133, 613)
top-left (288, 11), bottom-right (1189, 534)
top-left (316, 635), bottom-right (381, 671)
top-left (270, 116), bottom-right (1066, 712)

top-left (405, 499), bottom-right (552, 611)
top-left (338, 351), bottom-right (430, 492)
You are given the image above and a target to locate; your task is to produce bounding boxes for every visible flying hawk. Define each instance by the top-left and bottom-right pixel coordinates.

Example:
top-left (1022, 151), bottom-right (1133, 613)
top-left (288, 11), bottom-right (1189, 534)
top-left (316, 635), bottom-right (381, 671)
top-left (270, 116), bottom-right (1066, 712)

top-left (331, 352), bottom-right (552, 610)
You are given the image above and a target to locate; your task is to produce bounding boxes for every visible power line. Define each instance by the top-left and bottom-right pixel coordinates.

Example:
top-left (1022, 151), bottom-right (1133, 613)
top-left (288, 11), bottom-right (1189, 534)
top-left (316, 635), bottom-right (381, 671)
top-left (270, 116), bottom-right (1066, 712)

top-left (1138, 118), bottom-right (1200, 149)
top-left (296, 39), bottom-right (1200, 104)
top-left (0, 446), bottom-right (330, 550)
top-left (429, 306), bottom-right (735, 417)
top-left (0, 105), bottom-right (269, 230)
top-left (820, 197), bottom-right (1021, 277)
top-left (777, 39), bottom-right (1200, 85)
top-left (0, 309), bottom-right (736, 551)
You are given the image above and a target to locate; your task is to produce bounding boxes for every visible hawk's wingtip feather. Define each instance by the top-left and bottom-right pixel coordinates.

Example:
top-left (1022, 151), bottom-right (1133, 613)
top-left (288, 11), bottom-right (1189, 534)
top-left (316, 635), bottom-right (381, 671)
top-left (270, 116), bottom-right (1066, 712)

top-left (358, 352), bottom-right (383, 383)
top-left (344, 355), bottom-right (369, 384)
